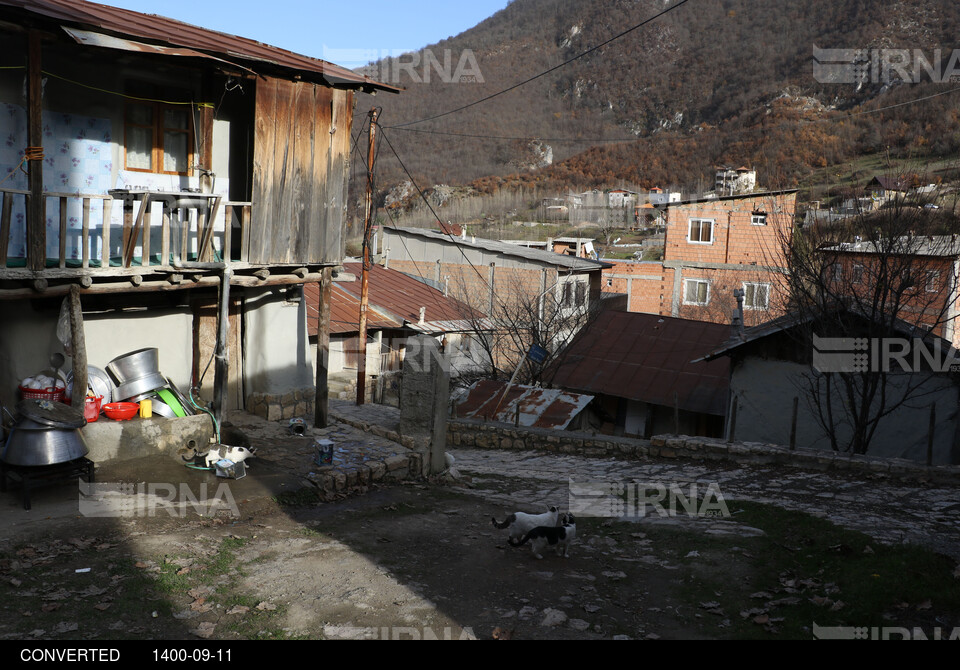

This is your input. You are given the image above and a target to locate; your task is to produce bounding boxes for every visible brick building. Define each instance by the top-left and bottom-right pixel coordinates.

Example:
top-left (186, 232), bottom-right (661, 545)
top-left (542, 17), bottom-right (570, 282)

top-left (602, 190), bottom-right (797, 326)
top-left (380, 226), bottom-right (611, 374)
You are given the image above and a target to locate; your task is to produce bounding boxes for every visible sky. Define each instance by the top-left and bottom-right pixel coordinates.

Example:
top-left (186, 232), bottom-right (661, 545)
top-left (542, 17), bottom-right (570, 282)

top-left (98, 0), bottom-right (513, 68)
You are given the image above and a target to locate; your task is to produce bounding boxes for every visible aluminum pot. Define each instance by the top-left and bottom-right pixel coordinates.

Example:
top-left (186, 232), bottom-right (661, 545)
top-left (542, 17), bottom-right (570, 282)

top-left (1, 417), bottom-right (89, 466)
top-left (106, 348), bottom-right (160, 386)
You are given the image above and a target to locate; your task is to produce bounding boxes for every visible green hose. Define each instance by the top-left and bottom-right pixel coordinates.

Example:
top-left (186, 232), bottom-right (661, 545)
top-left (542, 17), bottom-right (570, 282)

top-left (188, 386), bottom-right (221, 444)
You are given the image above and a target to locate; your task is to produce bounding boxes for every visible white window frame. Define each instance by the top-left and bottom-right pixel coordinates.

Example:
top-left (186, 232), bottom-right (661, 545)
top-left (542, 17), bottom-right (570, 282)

top-left (830, 263), bottom-right (843, 283)
top-left (851, 264), bottom-right (864, 284)
top-left (743, 282), bottom-right (770, 310)
top-left (687, 218), bottom-right (714, 244)
top-left (751, 212), bottom-right (767, 226)
top-left (683, 278), bottom-right (711, 306)
top-left (925, 270), bottom-right (941, 293)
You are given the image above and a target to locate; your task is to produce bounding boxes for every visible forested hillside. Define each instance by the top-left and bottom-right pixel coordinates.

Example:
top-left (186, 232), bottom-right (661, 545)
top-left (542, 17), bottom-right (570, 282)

top-left (350, 0), bottom-right (960, 206)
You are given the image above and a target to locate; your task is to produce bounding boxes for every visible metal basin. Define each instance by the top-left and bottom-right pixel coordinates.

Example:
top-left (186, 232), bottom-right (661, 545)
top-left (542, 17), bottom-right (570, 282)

top-left (106, 348), bottom-right (160, 385)
top-left (112, 373), bottom-right (167, 402)
top-left (2, 418), bottom-right (88, 466)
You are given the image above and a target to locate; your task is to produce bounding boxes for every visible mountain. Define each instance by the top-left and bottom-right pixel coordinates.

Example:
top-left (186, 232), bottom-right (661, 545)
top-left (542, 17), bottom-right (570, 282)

top-left (350, 0), bottom-right (960, 206)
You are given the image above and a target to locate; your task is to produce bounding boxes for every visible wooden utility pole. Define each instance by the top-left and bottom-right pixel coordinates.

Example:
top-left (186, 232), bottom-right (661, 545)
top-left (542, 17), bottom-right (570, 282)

top-left (314, 267), bottom-right (333, 427)
top-left (357, 108), bottom-right (378, 405)
top-left (27, 31), bottom-right (44, 272)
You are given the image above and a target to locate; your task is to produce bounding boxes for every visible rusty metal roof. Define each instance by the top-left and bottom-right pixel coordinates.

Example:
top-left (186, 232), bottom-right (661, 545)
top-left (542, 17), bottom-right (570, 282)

top-left (303, 283), bottom-right (400, 337)
top-left (1, 0), bottom-right (398, 91)
top-left (337, 263), bottom-right (487, 334)
top-left (303, 264), bottom-right (488, 337)
top-left (455, 379), bottom-right (593, 430)
top-left (550, 311), bottom-right (730, 417)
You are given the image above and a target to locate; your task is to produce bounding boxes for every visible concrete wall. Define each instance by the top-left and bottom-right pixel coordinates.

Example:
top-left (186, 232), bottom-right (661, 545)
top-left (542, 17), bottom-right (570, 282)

top-left (730, 357), bottom-right (960, 464)
top-left (242, 286), bottom-right (313, 396)
top-left (0, 299), bottom-right (192, 408)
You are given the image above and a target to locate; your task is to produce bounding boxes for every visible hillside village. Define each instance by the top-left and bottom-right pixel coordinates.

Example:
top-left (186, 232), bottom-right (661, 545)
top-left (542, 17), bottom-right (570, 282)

top-left (1, 0), bottom-right (960, 644)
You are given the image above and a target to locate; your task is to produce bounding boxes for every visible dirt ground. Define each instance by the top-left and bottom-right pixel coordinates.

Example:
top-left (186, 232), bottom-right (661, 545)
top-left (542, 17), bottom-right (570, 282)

top-left (1, 411), bottom-right (958, 642)
top-left (0, 478), bottom-right (720, 641)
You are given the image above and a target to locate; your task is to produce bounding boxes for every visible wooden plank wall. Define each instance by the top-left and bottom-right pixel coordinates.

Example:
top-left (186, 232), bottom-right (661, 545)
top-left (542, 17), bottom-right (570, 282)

top-left (251, 78), bottom-right (353, 265)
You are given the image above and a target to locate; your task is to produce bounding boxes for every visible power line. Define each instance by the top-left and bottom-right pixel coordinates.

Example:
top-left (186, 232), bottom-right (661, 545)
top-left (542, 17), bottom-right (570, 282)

top-left (386, 0), bottom-right (694, 129)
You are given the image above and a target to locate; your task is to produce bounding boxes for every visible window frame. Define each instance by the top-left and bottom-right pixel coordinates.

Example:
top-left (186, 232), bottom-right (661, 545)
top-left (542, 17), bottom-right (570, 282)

top-left (123, 101), bottom-right (194, 176)
top-left (682, 278), bottom-right (711, 306)
top-left (687, 218), bottom-right (714, 244)
top-left (751, 212), bottom-right (768, 226)
top-left (742, 282), bottom-right (771, 310)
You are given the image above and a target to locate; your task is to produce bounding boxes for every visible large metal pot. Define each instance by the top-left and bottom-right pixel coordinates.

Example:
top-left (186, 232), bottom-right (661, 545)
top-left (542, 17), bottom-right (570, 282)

top-left (1, 400), bottom-right (88, 466)
top-left (106, 348), bottom-right (160, 385)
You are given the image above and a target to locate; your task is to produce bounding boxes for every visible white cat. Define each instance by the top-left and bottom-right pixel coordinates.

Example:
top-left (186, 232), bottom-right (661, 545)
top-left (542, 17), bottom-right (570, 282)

top-left (492, 506), bottom-right (560, 542)
top-left (183, 445), bottom-right (256, 468)
top-left (508, 514), bottom-right (576, 559)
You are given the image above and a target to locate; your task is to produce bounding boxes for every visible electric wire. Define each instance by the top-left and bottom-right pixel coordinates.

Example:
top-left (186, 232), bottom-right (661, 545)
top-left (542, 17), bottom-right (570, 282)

top-left (386, 0), bottom-right (695, 129)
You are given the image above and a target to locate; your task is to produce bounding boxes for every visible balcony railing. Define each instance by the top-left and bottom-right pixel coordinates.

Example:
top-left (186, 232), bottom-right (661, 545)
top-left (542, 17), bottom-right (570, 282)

top-left (0, 188), bottom-right (253, 272)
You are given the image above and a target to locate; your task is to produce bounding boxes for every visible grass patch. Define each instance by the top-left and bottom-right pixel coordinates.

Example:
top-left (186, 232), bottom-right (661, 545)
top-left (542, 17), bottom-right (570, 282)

top-left (273, 488), bottom-right (322, 507)
top-left (663, 501), bottom-right (960, 639)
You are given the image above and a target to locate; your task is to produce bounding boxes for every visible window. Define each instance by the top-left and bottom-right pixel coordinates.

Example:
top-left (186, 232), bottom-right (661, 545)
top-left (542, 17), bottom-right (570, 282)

top-left (851, 264), bottom-right (864, 284)
top-left (560, 281), bottom-right (586, 308)
top-left (683, 279), bottom-right (710, 305)
top-left (830, 263), bottom-right (843, 283)
top-left (688, 218), bottom-right (714, 244)
top-left (124, 102), bottom-right (193, 175)
top-left (575, 281), bottom-right (586, 307)
top-left (743, 282), bottom-right (770, 310)
top-left (751, 212), bottom-right (767, 226)
top-left (926, 270), bottom-right (941, 293)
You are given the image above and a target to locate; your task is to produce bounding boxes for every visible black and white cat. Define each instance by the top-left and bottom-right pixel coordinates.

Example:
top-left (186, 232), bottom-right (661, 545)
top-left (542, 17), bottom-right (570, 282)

top-left (508, 513), bottom-right (576, 559)
top-left (491, 506), bottom-right (560, 542)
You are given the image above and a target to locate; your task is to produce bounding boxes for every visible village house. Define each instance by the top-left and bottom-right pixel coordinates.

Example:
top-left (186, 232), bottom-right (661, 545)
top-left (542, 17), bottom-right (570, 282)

top-left (303, 262), bottom-right (492, 403)
top-left (380, 226), bottom-right (610, 374)
top-left (0, 0), bottom-right (396, 424)
top-left (699, 310), bottom-right (960, 464)
top-left (549, 310), bottom-right (730, 438)
top-left (603, 189), bottom-right (798, 326)
top-left (819, 235), bottom-right (960, 348)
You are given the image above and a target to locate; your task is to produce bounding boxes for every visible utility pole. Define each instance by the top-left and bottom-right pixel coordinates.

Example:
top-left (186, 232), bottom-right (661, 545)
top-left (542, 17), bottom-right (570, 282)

top-left (357, 108), bottom-right (378, 405)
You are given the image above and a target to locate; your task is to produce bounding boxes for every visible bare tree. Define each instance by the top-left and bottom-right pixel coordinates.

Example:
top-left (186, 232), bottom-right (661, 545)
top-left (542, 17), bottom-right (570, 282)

top-left (775, 181), bottom-right (960, 454)
top-left (447, 269), bottom-right (604, 389)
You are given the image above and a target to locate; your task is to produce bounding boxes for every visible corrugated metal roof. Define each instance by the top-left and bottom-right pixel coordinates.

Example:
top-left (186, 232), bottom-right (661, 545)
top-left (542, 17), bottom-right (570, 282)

top-left (456, 379), bottom-right (593, 429)
top-left (385, 227), bottom-right (612, 271)
top-left (1, 0), bottom-right (398, 91)
top-left (303, 264), bottom-right (488, 337)
top-left (303, 283), bottom-right (400, 337)
top-left (550, 311), bottom-right (730, 416)
top-left (338, 262), bottom-right (485, 330)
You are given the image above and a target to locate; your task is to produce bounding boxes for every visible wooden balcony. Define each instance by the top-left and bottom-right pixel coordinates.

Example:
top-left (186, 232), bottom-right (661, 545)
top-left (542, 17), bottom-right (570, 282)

top-left (0, 187), bottom-right (254, 283)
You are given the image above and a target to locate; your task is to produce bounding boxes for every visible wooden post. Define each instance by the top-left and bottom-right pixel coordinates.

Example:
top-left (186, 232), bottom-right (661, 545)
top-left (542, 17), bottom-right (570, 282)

top-left (27, 31), bottom-right (44, 272)
top-left (789, 396), bottom-right (799, 450)
top-left (212, 268), bottom-right (232, 429)
top-left (314, 268), bottom-right (332, 428)
top-left (673, 391), bottom-right (679, 434)
top-left (68, 286), bottom-right (88, 409)
top-left (357, 108), bottom-right (378, 405)
top-left (927, 403), bottom-right (936, 466)
top-left (727, 397), bottom-right (737, 443)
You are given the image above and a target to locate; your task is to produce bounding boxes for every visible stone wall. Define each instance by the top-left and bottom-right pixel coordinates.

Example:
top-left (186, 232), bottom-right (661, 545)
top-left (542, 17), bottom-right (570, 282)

top-left (447, 418), bottom-right (960, 484)
top-left (246, 387), bottom-right (316, 421)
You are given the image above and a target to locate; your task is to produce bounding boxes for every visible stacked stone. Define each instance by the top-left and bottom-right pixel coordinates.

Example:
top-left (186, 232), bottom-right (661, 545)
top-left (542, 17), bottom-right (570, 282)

top-left (246, 387), bottom-right (317, 421)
